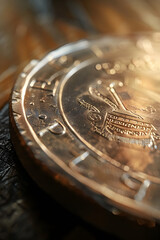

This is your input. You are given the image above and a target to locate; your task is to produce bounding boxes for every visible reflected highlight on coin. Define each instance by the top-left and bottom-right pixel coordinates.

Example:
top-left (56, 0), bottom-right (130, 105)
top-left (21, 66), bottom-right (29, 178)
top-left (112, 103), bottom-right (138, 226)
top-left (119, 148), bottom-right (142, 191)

top-left (10, 34), bottom-right (160, 224)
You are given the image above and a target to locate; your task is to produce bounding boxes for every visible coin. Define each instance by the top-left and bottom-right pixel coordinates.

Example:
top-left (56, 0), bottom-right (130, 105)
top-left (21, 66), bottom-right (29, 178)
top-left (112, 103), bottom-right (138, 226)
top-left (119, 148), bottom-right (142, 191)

top-left (10, 34), bottom-right (160, 225)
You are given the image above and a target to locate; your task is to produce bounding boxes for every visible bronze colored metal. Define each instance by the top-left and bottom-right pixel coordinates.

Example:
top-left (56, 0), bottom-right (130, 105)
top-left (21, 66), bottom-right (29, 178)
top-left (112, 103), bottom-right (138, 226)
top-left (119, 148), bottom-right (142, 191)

top-left (10, 34), bottom-right (160, 225)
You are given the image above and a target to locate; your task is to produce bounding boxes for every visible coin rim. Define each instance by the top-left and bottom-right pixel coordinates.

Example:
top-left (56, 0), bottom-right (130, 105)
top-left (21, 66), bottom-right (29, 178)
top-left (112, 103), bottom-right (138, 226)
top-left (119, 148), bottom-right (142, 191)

top-left (10, 38), bottom-right (160, 222)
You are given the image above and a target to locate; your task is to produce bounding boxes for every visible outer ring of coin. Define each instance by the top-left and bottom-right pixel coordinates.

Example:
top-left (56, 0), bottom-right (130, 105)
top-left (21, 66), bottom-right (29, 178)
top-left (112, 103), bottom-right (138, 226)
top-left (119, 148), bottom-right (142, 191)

top-left (10, 36), bottom-right (160, 227)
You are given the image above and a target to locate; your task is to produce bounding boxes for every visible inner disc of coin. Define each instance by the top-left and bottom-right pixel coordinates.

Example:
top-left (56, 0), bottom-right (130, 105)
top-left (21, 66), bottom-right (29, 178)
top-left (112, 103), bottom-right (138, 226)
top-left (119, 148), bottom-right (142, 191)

top-left (59, 57), bottom-right (160, 181)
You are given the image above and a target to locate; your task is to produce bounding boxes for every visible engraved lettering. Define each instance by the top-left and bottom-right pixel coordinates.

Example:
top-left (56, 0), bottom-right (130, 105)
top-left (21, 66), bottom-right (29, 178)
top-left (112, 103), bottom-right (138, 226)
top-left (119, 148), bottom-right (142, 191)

top-left (13, 111), bottom-right (21, 120)
top-left (38, 120), bottom-right (66, 137)
top-left (53, 80), bottom-right (59, 96)
top-left (30, 75), bottom-right (60, 95)
top-left (134, 179), bottom-right (150, 201)
top-left (12, 98), bottom-right (20, 103)
top-left (30, 79), bottom-right (52, 92)
top-left (121, 173), bottom-right (150, 201)
top-left (70, 151), bottom-right (89, 167)
top-left (49, 120), bottom-right (65, 135)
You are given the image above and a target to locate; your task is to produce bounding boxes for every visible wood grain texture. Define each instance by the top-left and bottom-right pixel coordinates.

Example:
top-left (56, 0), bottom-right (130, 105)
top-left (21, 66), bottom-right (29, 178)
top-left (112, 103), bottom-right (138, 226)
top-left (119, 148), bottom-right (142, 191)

top-left (1, 0), bottom-right (160, 108)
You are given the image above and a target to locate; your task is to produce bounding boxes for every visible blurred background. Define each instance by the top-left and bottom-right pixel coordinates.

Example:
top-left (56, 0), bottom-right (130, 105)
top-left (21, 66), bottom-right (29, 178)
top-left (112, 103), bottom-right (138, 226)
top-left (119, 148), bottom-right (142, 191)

top-left (1, 0), bottom-right (160, 108)
top-left (0, 0), bottom-right (160, 239)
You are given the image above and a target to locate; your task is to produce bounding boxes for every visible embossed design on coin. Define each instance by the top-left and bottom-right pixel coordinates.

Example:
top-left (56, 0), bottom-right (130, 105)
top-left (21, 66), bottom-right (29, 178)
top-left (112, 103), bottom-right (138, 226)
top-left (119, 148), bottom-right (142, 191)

top-left (78, 78), bottom-right (160, 149)
top-left (10, 35), bottom-right (160, 223)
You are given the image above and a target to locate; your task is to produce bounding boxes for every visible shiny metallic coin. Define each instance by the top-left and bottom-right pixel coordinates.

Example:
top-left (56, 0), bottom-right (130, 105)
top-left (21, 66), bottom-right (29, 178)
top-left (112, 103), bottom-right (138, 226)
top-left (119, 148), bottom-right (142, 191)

top-left (10, 34), bottom-right (160, 227)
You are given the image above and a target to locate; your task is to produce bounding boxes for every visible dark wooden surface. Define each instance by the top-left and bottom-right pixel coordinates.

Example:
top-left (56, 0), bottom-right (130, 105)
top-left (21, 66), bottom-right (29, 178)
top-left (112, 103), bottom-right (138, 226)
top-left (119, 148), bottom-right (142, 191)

top-left (1, 0), bottom-right (160, 239)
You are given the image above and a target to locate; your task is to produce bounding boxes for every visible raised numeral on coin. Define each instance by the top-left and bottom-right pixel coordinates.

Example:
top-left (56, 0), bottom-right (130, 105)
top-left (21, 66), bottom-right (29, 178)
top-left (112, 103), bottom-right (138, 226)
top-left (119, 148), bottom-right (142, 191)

top-left (38, 120), bottom-right (66, 137)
